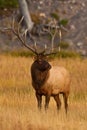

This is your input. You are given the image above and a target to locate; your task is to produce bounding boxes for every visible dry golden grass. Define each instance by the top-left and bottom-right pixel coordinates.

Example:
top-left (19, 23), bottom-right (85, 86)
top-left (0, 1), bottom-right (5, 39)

top-left (0, 55), bottom-right (87, 130)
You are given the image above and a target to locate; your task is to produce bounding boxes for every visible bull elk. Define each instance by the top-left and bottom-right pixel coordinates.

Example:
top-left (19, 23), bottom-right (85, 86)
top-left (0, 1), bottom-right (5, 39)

top-left (3, 17), bottom-right (71, 114)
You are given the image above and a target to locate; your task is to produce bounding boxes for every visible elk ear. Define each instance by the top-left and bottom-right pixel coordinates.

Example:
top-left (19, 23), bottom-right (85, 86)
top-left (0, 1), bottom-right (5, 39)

top-left (33, 55), bottom-right (37, 61)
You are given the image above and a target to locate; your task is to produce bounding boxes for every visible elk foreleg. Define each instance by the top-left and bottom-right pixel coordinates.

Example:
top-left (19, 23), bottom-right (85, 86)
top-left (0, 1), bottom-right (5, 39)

top-left (45, 95), bottom-right (50, 111)
top-left (36, 92), bottom-right (42, 110)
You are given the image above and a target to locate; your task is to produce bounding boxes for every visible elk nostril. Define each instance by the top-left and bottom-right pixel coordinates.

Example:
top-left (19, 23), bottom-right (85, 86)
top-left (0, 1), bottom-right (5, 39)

top-left (38, 60), bottom-right (42, 64)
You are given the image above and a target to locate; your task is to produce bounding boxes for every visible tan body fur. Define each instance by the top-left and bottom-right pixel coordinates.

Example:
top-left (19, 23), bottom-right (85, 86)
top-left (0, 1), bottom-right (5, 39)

top-left (40, 66), bottom-right (70, 95)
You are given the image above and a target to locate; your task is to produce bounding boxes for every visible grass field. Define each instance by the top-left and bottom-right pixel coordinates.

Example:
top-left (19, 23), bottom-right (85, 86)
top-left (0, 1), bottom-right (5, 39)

top-left (0, 55), bottom-right (87, 130)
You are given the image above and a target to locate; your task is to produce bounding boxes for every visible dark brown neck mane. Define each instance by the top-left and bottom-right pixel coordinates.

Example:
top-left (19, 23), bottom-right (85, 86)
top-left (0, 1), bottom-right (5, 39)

top-left (31, 60), bottom-right (51, 88)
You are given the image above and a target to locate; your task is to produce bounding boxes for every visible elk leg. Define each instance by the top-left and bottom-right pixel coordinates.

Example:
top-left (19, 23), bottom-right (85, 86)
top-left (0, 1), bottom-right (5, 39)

top-left (36, 92), bottom-right (42, 110)
top-left (54, 94), bottom-right (61, 111)
top-left (63, 92), bottom-right (69, 114)
top-left (45, 95), bottom-right (50, 111)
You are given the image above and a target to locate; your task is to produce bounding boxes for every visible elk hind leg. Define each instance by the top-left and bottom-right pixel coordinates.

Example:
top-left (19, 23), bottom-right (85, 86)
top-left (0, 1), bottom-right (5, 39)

top-left (54, 94), bottom-right (61, 111)
top-left (63, 92), bottom-right (69, 114)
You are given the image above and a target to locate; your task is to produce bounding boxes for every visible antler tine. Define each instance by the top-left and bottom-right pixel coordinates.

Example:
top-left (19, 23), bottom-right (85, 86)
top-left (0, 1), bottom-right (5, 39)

top-left (59, 29), bottom-right (62, 42)
top-left (24, 29), bottom-right (28, 42)
top-left (51, 26), bottom-right (57, 52)
top-left (43, 44), bottom-right (47, 54)
top-left (19, 16), bottom-right (24, 25)
top-left (17, 16), bottom-right (25, 34)
top-left (45, 44), bottom-right (47, 50)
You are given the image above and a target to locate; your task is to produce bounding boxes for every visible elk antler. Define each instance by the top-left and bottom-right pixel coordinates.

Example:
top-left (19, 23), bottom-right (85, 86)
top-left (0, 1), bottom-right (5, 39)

top-left (0, 17), bottom-right (68, 57)
top-left (43, 27), bottom-right (57, 51)
top-left (42, 20), bottom-right (58, 55)
top-left (43, 21), bottom-right (68, 54)
top-left (2, 17), bottom-right (38, 55)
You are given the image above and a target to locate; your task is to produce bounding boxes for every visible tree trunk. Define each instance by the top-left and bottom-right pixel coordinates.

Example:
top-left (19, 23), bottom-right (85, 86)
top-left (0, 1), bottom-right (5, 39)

top-left (18, 0), bottom-right (34, 31)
